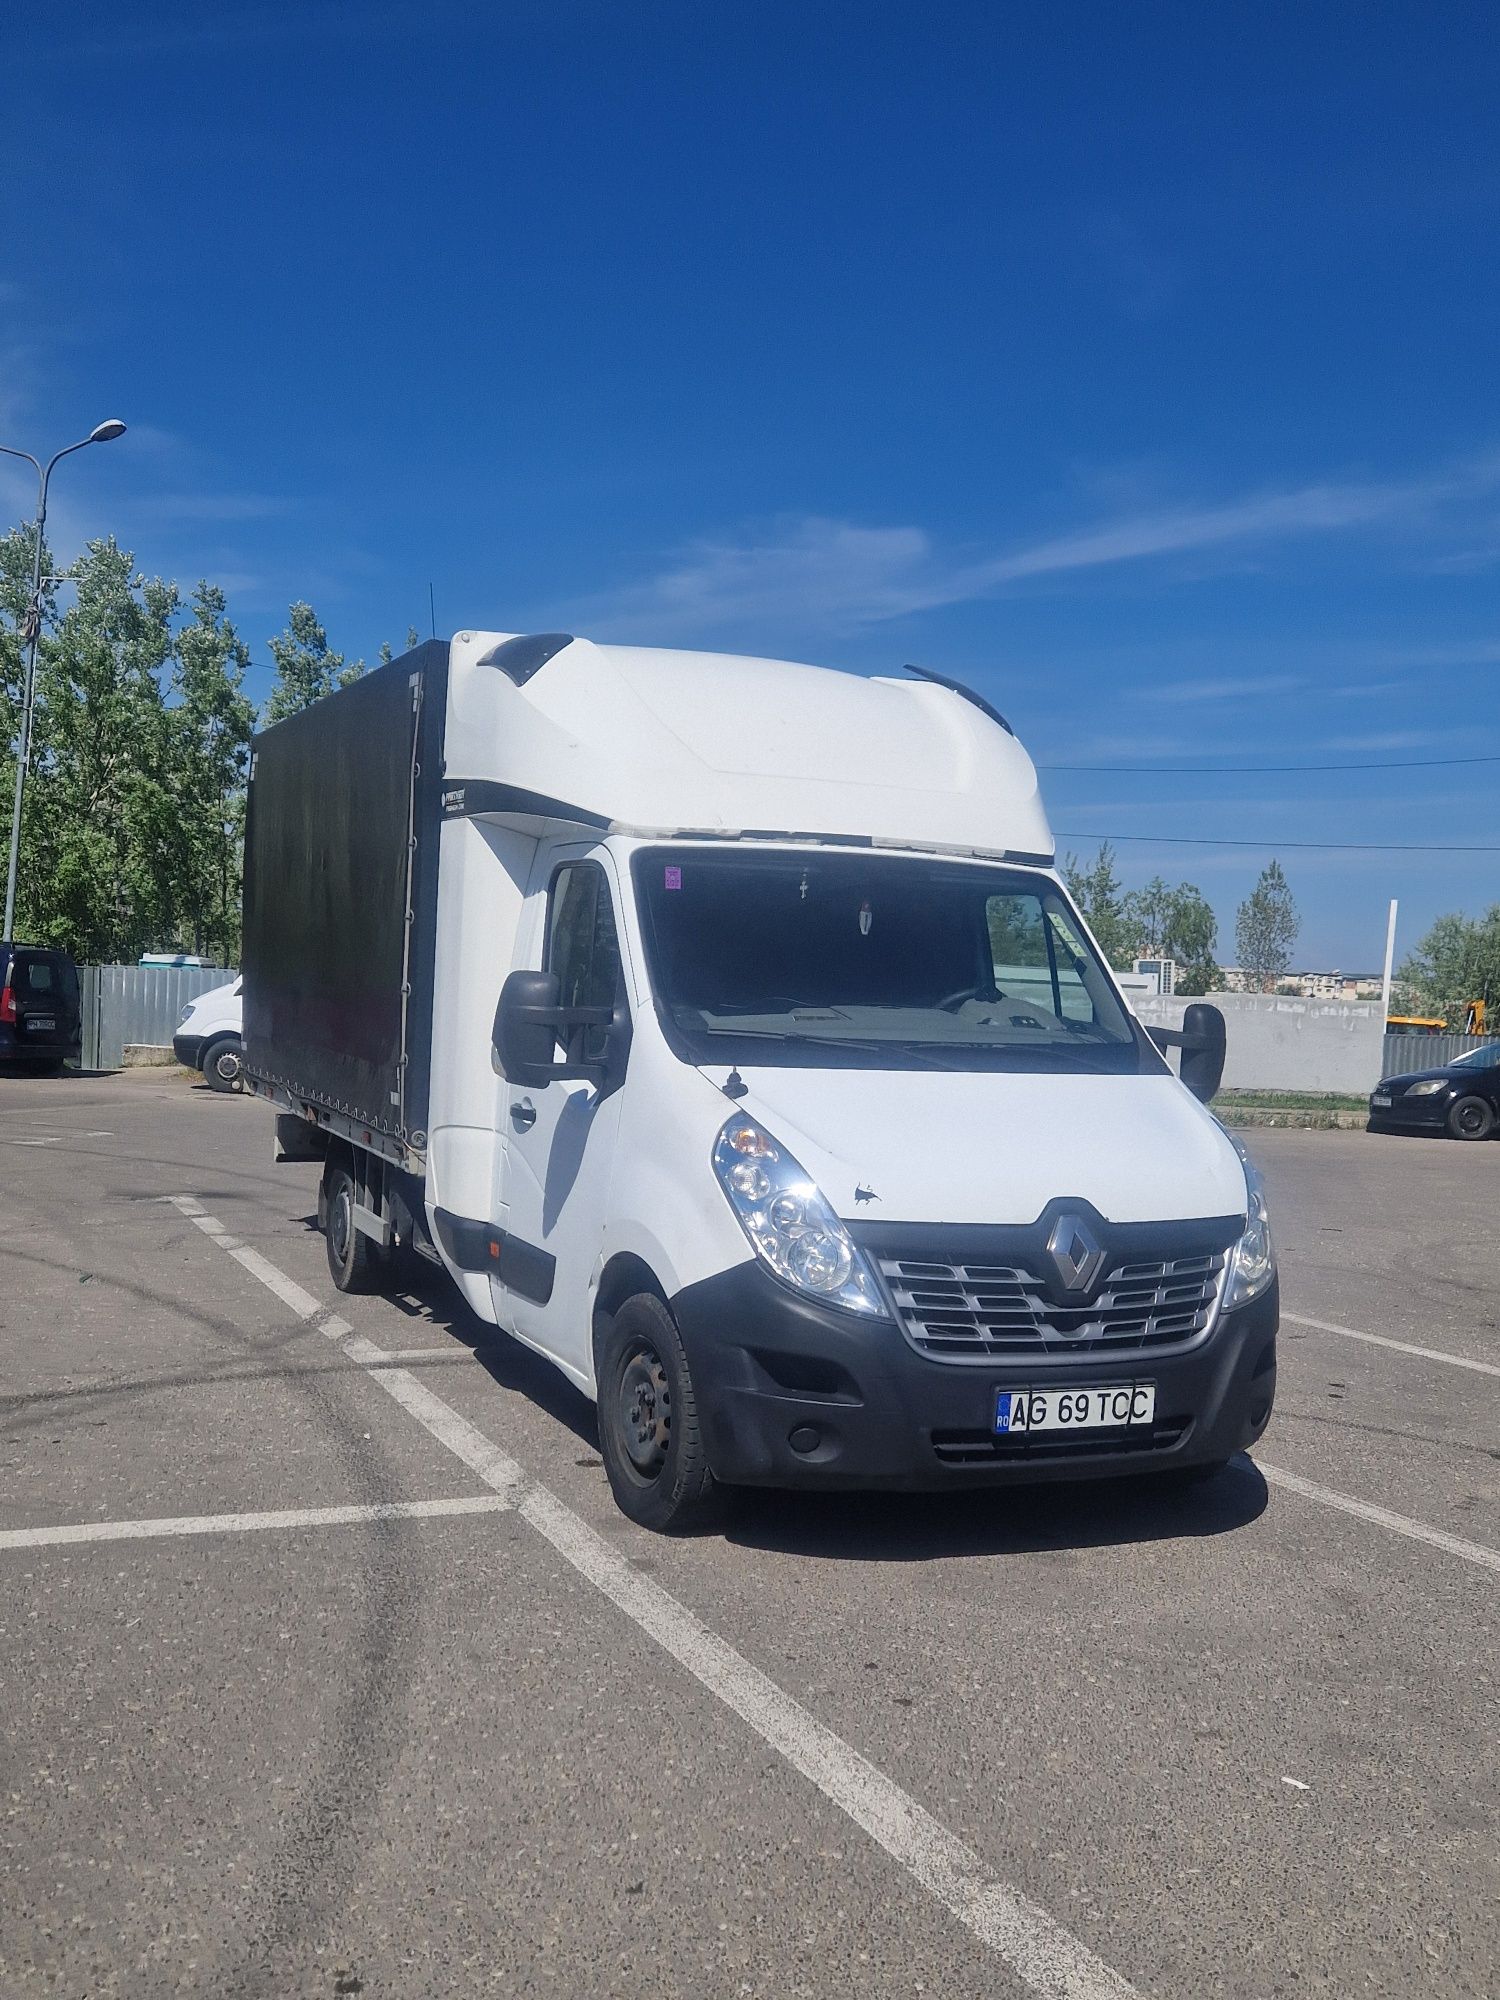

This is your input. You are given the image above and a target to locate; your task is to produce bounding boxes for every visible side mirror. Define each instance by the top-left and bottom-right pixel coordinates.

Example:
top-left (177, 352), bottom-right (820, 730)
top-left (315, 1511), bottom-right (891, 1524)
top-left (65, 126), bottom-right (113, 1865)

top-left (1179, 1002), bottom-right (1226, 1104)
top-left (1146, 1002), bottom-right (1226, 1105)
top-left (492, 969), bottom-right (614, 1089)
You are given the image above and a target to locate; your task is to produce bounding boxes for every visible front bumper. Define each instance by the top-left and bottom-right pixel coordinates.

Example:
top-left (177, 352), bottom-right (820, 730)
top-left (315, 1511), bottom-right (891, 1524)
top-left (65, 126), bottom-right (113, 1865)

top-left (671, 1262), bottom-right (1278, 1489)
top-left (0, 1026), bottom-right (80, 1065)
top-left (1367, 1091), bottom-right (1448, 1131)
top-left (172, 1033), bottom-right (206, 1071)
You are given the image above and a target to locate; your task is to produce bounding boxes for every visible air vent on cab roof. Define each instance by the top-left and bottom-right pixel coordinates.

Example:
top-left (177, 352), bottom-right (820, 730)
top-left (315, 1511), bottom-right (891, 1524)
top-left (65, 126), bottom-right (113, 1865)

top-left (475, 633), bottom-right (575, 686)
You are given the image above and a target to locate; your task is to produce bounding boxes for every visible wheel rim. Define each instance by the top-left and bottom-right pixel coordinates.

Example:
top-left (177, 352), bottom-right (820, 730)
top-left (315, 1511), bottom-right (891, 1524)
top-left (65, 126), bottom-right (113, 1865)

top-left (330, 1184), bottom-right (353, 1264)
top-left (214, 1049), bottom-right (240, 1083)
top-left (1457, 1102), bottom-right (1486, 1135)
top-left (619, 1346), bottom-right (671, 1475)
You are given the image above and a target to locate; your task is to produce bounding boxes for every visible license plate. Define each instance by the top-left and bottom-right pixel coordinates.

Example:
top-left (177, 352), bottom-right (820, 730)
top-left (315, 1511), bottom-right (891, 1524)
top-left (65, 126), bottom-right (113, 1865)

top-left (1372, 1094), bottom-right (1392, 1108)
top-left (27, 1017), bottom-right (56, 1033)
top-left (996, 1383), bottom-right (1156, 1435)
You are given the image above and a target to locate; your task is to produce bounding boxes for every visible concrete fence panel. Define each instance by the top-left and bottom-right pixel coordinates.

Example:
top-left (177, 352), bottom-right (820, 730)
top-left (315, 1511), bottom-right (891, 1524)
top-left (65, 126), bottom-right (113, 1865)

top-left (1133, 992), bottom-right (1387, 1096)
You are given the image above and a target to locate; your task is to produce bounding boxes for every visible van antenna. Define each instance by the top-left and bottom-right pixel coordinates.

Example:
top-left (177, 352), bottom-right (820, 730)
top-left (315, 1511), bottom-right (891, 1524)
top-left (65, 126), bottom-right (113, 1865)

top-left (428, 581), bottom-right (437, 639)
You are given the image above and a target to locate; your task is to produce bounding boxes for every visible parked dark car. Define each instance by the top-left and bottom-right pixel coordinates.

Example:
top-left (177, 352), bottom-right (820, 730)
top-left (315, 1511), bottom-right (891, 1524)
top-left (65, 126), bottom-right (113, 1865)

top-left (0, 943), bottom-right (82, 1074)
top-left (1369, 1042), bottom-right (1500, 1140)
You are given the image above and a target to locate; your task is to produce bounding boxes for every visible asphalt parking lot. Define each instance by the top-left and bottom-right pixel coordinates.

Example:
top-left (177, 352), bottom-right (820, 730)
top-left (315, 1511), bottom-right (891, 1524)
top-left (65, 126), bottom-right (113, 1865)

top-left (2, 1072), bottom-right (1496, 2000)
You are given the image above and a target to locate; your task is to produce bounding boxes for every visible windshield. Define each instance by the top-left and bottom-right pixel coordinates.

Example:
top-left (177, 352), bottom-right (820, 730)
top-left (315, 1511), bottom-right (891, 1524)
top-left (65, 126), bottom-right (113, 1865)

top-left (1452, 1042), bottom-right (1500, 1069)
top-left (631, 847), bottom-right (1151, 1073)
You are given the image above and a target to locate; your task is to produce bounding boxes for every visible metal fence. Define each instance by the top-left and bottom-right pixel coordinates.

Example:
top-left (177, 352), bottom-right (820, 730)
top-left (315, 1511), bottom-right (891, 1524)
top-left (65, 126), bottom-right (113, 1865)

top-left (1381, 1032), bottom-right (1493, 1078)
top-left (79, 963), bottom-right (236, 1071)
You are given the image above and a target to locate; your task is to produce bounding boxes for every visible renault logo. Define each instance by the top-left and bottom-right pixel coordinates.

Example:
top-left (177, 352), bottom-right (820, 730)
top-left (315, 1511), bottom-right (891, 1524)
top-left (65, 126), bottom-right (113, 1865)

top-left (1046, 1213), bottom-right (1106, 1294)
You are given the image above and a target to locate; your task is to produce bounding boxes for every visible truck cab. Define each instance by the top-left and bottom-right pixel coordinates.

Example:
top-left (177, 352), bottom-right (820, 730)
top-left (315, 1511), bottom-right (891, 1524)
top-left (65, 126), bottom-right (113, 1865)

top-left (243, 633), bottom-right (1276, 1530)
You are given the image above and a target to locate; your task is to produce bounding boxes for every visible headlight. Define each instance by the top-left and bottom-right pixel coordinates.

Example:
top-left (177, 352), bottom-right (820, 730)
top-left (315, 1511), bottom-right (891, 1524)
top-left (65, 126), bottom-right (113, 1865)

top-left (1224, 1158), bottom-right (1276, 1309)
top-left (1403, 1079), bottom-right (1446, 1097)
top-left (177, 1002), bottom-right (195, 1026)
top-left (712, 1116), bottom-right (888, 1317)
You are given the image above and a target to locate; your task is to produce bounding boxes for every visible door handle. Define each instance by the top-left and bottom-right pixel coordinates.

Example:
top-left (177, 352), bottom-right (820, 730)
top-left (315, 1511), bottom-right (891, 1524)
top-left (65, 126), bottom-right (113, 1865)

top-left (509, 1097), bottom-right (537, 1131)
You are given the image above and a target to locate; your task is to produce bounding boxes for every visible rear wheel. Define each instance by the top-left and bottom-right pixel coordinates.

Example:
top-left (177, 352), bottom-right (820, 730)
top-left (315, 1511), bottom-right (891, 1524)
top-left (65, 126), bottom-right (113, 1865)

top-left (322, 1161), bottom-right (382, 1293)
top-left (1447, 1095), bottom-right (1495, 1141)
top-left (202, 1036), bottom-right (243, 1093)
top-left (596, 1293), bottom-right (717, 1532)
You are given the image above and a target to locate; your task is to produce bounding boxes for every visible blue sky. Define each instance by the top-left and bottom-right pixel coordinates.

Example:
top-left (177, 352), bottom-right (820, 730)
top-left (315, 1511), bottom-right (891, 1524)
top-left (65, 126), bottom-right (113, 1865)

top-left (5, 0), bottom-right (1499, 970)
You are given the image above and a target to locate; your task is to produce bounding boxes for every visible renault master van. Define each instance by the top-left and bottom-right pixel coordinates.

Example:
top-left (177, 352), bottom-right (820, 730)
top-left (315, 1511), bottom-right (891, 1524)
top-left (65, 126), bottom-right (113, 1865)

top-left (243, 634), bottom-right (1277, 1529)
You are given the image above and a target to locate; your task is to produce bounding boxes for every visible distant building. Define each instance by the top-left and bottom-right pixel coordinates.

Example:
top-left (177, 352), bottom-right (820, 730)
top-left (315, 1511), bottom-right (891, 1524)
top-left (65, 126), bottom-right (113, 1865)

top-left (1220, 966), bottom-right (1383, 1000)
top-left (1132, 957), bottom-right (1176, 996)
top-left (1266, 969), bottom-right (1385, 1002)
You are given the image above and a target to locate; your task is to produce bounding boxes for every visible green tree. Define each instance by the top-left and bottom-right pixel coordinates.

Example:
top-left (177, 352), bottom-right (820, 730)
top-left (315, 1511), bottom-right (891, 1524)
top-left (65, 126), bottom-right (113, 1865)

top-left (377, 625), bottom-right (423, 667)
top-left (1, 523), bottom-right (62, 899)
top-left (1061, 842), bottom-right (1141, 969)
top-left (1399, 907), bottom-right (1500, 1025)
top-left (1, 520), bottom-right (52, 744)
top-left (1123, 874), bottom-right (1221, 995)
top-left (20, 538), bottom-right (180, 959)
top-left (264, 601), bottom-right (363, 722)
top-left (164, 583), bottom-right (256, 960)
top-left (1235, 859), bottom-right (1299, 994)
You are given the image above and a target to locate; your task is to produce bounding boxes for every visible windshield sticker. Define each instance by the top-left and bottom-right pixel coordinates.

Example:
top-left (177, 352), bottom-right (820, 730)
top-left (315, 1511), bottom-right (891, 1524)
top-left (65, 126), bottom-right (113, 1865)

top-left (859, 900), bottom-right (873, 936)
top-left (664, 866), bottom-right (682, 890)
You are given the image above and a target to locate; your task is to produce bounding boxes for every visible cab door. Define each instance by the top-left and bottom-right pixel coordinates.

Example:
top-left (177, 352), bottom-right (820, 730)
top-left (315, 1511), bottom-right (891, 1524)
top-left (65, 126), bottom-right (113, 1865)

top-left (492, 845), bottom-right (631, 1383)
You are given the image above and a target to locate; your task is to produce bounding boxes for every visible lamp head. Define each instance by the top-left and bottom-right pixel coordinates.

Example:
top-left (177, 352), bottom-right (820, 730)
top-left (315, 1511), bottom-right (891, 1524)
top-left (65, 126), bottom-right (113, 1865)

top-left (88, 419), bottom-right (127, 444)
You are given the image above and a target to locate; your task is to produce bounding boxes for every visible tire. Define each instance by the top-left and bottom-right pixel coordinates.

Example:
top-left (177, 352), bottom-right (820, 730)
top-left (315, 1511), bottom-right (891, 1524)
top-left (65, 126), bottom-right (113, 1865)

top-left (595, 1292), bottom-right (717, 1532)
top-left (322, 1161), bottom-right (382, 1293)
top-left (1447, 1095), bottom-right (1495, 1142)
top-left (202, 1036), bottom-right (243, 1094)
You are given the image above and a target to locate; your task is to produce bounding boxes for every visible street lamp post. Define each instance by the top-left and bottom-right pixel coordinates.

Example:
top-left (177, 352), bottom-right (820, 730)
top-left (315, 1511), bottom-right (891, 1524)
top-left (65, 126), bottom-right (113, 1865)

top-left (0, 420), bottom-right (127, 941)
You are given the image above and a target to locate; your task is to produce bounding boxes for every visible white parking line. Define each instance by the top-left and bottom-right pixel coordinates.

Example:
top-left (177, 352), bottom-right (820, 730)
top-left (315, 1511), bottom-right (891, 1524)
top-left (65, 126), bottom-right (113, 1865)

top-left (1282, 1309), bottom-right (1500, 1378)
top-left (1258, 1460), bottom-right (1500, 1576)
top-left (165, 1196), bottom-right (323, 1319)
top-left (375, 1367), bottom-right (1136, 2000)
top-left (167, 1195), bottom-right (1139, 2000)
top-left (353, 1341), bottom-right (468, 1365)
top-left (0, 1495), bottom-right (509, 1552)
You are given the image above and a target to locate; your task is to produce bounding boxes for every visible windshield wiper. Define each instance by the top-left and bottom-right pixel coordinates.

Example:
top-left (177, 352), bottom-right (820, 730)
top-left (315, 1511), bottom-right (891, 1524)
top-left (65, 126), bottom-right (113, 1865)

top-left (688, 1026), bottom-right (972, 1073)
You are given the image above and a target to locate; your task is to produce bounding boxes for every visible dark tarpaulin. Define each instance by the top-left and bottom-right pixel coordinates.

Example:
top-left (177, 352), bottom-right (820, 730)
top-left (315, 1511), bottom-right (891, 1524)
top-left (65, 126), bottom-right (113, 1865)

top-left (242, 643), bottom-right (449, 1143)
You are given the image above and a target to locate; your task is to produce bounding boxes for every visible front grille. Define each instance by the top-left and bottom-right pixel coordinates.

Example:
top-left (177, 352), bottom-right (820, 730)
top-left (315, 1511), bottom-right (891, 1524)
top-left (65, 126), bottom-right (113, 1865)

top-left (931, 1415), bottom-right (1191, 1465)
top-left (878, 1249), bottom-right (1228, 1360)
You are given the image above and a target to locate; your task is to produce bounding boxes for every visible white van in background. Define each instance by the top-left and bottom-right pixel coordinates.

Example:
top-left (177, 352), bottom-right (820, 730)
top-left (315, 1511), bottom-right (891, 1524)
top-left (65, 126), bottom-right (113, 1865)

top-left (242, 634), bottom-right (1278, 1531)
top-left (173, 978), bottom-right (243, 1091)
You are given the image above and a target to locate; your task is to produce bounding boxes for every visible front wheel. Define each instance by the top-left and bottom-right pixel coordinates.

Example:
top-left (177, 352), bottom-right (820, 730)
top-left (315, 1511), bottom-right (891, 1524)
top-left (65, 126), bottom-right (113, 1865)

top-left (322, 1161), bottom-right (382, 1293)
top-left (596, 1293), bottom-right (717, 1532)
top-left (1448, 1095), bottom-right (1495, 1141)
top-left (202, 1036), bottom-right (243, 1093)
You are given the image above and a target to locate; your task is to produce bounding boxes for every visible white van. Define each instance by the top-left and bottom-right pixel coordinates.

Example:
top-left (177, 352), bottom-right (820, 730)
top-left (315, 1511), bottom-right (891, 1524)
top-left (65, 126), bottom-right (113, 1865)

top-left (243, 634), bottom-right (1276, 1530)
top-left (173, 978), bottom-right (243, 1091)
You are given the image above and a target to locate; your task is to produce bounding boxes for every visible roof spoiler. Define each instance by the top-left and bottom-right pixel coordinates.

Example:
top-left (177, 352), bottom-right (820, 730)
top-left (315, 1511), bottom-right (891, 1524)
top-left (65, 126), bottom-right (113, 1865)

top-left (901, 662), bottom-right (1013, 735)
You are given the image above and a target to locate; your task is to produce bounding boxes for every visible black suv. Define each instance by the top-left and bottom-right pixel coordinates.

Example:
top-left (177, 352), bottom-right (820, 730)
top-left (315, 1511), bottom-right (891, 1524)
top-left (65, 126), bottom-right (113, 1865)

top-left (0, 943), bottom-right (82, 1074)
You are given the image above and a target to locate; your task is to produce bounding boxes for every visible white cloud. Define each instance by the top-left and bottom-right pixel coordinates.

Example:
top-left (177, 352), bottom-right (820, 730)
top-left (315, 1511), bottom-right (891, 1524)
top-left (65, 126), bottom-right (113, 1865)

top-left (579, 449), bottom-right (1500, 643)
top-left (1134, 674), bottom-right (1306, 704)
top-left (583, 518), bottom-right (942, 640)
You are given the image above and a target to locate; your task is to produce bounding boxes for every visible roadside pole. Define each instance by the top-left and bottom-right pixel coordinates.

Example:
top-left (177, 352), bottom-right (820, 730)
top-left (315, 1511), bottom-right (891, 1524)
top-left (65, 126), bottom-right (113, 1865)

top-left (1379, 898), bottom-right (1398, 1023)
